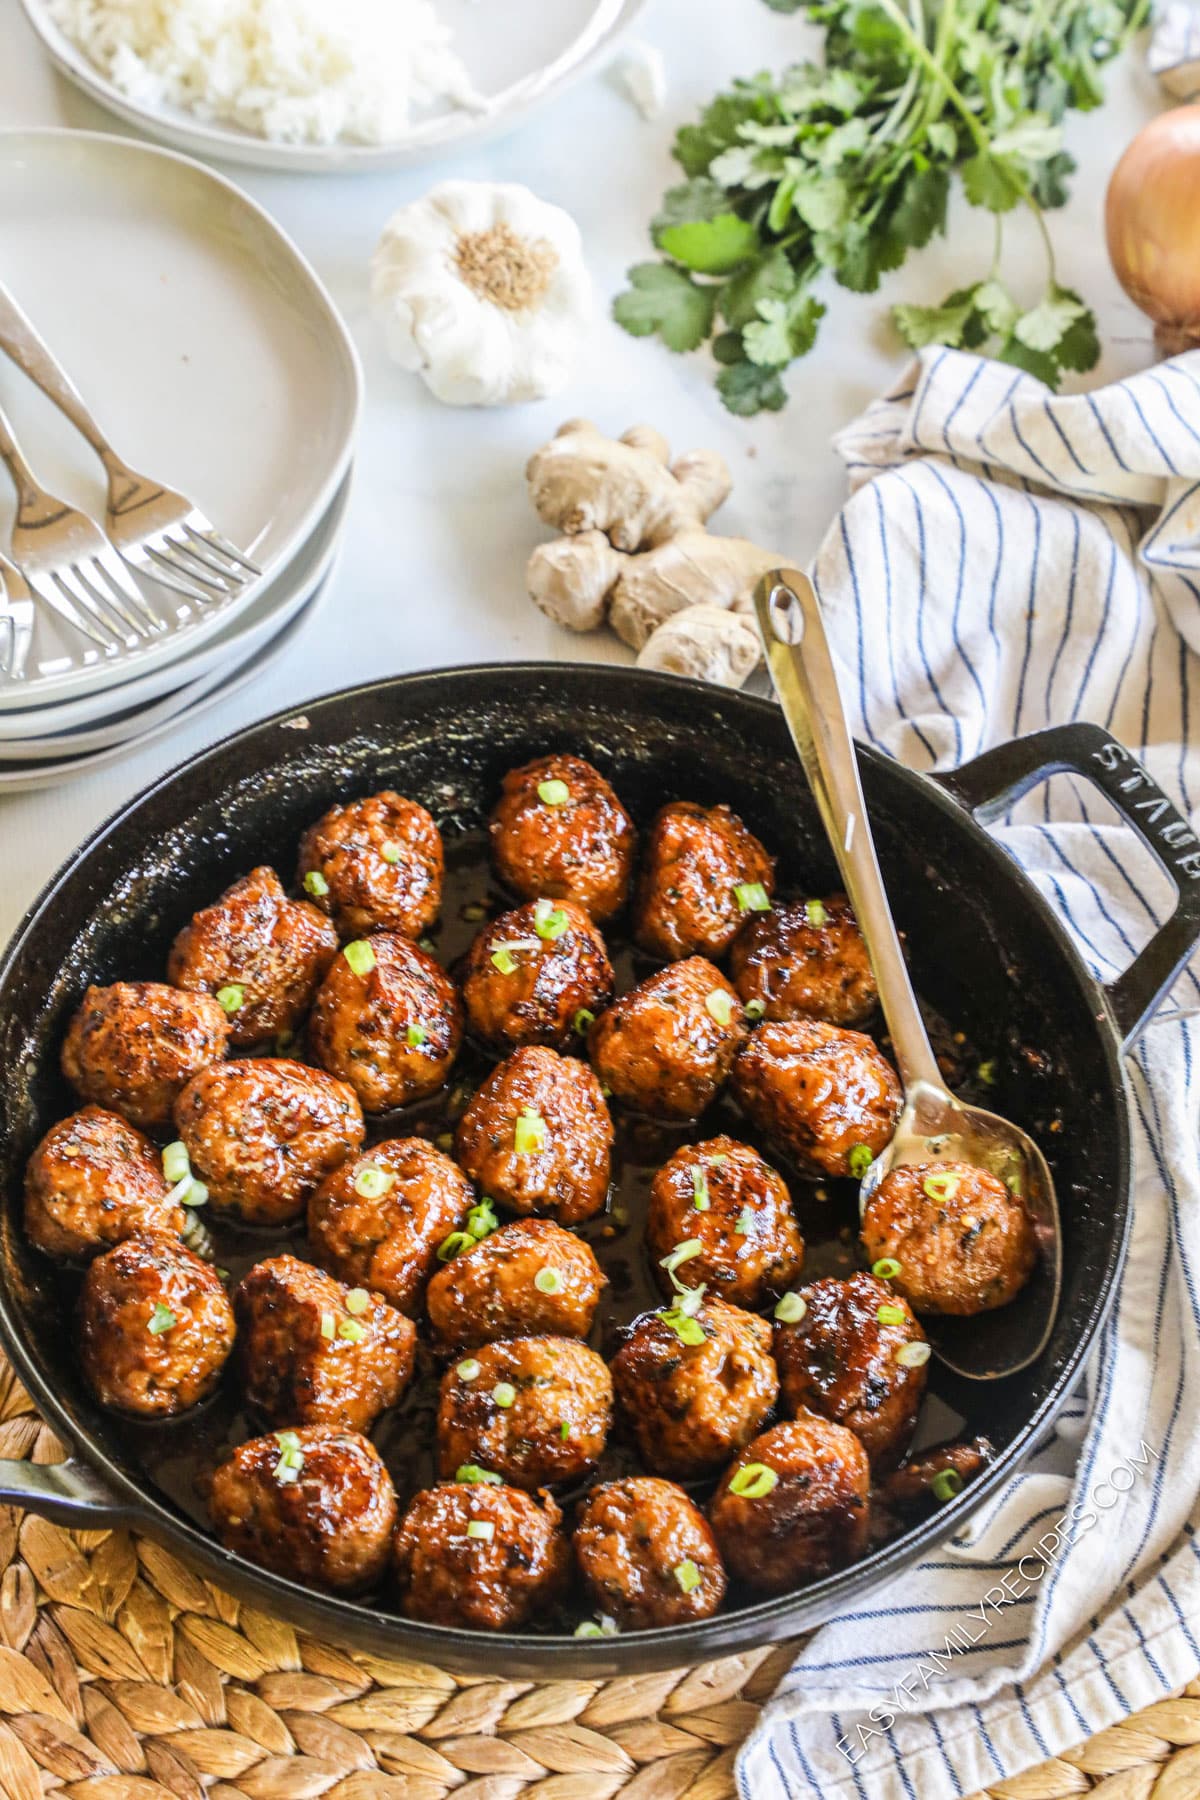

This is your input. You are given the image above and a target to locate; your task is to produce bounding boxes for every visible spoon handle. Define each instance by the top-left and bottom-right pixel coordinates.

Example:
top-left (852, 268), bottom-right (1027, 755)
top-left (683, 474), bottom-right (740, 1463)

top-left (753, 568), bottom-right (944, 1093)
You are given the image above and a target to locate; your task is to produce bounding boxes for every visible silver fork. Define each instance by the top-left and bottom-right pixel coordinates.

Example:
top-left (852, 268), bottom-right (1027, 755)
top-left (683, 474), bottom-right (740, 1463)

top-left (0, 399), bottom-right (157, 654)
top-left (0, 550), bottom-right (33, 680)
top-left (0, 281), bottom-right (260, 606)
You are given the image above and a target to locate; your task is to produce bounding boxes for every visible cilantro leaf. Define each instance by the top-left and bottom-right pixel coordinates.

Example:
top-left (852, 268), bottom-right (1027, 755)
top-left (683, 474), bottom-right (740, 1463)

top-left (893, 288), bottom-right (981, 351)
top-left (997, 336), bottom-right (1062, 387)
top-left (1013, 288), bottom-right (1087, 354)
top-left (961, 151), bottom-right (1025, 212)
top-left (653, 180), bottom-right (759, 274)
top-left (743, 293), bottom-right (826, 366)
top-left (717, 359), bottom-right (789, 416)
top-left (612, 264), bottom-right (716, 352)
top-left (889, 163), bottom-right (950, 249)
top-left (1054, 303), bottom-right (1101, 374)
top-left (973, 279), bottom-right (1020, 337)
top-left (720, 247), bottom-right (799, 330)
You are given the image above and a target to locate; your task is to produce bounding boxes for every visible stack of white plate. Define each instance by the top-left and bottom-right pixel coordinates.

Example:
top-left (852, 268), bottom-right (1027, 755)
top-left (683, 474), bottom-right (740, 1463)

top-left (0, 128), bottom-right (362, 792)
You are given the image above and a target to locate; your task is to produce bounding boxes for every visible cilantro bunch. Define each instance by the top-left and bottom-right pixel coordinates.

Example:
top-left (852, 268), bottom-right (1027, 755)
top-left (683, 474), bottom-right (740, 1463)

top-left (613, 0), bottom-right (1147, 414)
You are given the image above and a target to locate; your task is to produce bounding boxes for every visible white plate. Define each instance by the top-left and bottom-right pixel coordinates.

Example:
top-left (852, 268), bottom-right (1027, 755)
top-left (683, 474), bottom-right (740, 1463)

top-left (0, 563), bottom-right (333, 791)
top-left (0, 467), bottom-right (351, 743)
top-left (18, 0), bottom-right (645, 172)
top-left (0, 128), bottom-right (361, 710)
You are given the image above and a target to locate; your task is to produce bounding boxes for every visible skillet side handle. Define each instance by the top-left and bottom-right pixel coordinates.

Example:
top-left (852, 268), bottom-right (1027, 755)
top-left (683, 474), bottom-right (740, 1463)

top-left (0, 1455), bottom-right (133, 1528)
top-left (935, 722), bottom-right (1200, 1052)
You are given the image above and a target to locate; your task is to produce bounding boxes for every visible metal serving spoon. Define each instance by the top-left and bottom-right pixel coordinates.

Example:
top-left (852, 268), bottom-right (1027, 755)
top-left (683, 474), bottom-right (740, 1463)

top-left (753, 568), bottom-right (1061, 1381)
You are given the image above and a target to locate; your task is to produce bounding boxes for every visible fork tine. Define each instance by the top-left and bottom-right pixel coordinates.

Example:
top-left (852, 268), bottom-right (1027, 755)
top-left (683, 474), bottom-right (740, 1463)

top-left (0, 615), bottom-right (12, 678)
top-left (27, 569), bottom-right (117, 653)
top-left (54, 567), bottom-right (133, 649)
top-left (76, 557), bottom-right (155, 641)
top-left (166, 527), bottom-right (251, 587)
top-left (143, 539), bottom-right (234, 598)
top-left (184, 519), bottom-right (261, 577)
top-left (8, 609), bottom-right (31, 679)
top-left (94, 544), bottom-right (164, 631)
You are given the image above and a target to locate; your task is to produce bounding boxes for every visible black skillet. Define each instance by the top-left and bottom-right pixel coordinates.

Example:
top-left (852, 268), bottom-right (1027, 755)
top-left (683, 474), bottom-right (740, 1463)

top-left (0, 663), bottom-right (1197, 1677)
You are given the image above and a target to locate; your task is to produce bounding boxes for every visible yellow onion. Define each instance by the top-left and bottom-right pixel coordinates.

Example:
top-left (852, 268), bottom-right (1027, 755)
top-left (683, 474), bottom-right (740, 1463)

top-left (1106, 104), bottom-right (1200, 356)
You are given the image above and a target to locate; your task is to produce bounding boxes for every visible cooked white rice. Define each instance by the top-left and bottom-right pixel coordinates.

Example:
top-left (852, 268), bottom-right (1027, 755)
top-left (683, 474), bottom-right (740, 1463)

top-left (47, 0), bottom-right (482, 146)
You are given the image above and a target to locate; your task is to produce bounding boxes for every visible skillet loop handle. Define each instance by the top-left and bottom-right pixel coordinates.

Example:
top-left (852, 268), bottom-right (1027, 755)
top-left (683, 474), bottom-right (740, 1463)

top-left (936, 722), bottom-right (1200, 1052)
top-left (0, 1456), bottom-right (131, 1527)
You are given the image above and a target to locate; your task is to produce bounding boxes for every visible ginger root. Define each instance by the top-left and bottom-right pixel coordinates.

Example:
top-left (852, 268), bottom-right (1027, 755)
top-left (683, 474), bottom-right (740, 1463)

top-left (525, 419), bottom-right (786, 688)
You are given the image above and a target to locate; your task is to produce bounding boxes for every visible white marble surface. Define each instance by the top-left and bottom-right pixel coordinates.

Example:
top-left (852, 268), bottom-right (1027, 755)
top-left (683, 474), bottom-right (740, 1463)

top-left (0, 0), bottom-right (1163, 947)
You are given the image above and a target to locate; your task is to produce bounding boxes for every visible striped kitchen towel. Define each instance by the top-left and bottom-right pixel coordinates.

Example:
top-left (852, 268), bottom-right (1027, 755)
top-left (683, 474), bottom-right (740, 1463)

top-left (738, 348), bottom-right (1200, 1800)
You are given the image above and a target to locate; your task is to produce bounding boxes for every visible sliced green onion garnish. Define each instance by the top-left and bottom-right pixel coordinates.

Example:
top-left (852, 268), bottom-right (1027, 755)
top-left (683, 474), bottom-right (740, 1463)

top-left (691, 1166), bottom-right (710, 1212)
top-left (848, 1144), bottom-right (874, 1180)
top-left (734, 882), bottom-right (771, 913)
top-left (705, 988), bottom-right (733, 1026)
top-left (872, 1257), bottom-right (902, 1280)
top-left (673, 1559), bottom-right (701, 1594)
top-left (381, 841), bottom-right (402, 864)
top-left (466, 1519), bottom-right (495, 1541)
top-left (345, 1288), bottom-right (370, 1316)
top-left (729, 1462), bottom-right (778, 1499)
top-left (677, 1282), bottom-right (706, 1317)
top-left (148, 1302), bottom-right (175, 1335)
top-left (923, 1172), bottom-right (961, 1203)
top-left (659, 1239), bottom-right (702, 1284)
top-left (215, 984), bottom-right (245, 1014)
top-left (976, 1060), bottom-right (997, 1087)
top-left (438, 1231), bottom-right (475, 1262)
top-left (930, 1468), bottom-right (964, 1503)
top-left (514, 1108), bottom-right (547, 1155)
top-left (876, 1304), bottom-right (906, 1326)
top-left (661, 1306), bottom-right (706, 1346)
top-left (182, 1179), bottom-right (208, 1209)
top-left (535, 1267), bottom-right (564, 1295)
top-left (744, 998), bottom-right (766, 1021)
top-left (162, 1141), bottom-right (190, 1184)
top-left (320, 1310), bottom-right (336, 1340)
top-left (343, 939), bottom-right (376, 977)
top-left (533, 898), bottom-right (570, 941)
top-left (575, 1616), bottom-right (619, 1638)
top-left (559, 1420), bottom-right (570, 1441)
top-left (574, 1007), bottom-right (595, 1035)
top-left (167, 1169), bottom-right (193, 1206)
top-left (407, 1023), bottom-right (428, 1048)
top-left (276, 1430), bottom-right (301, 1451)
top-left (734, 1208), bottom-right (753, 1236)
top-left (538, 779), bottom-right (570, 807)
top-left (805, 899), bottom-right (829, 928)
top-left (337, 1319), bottom-right (367, 1343)
top-left (304, 869), bottom-right (330, 898)
top-left (457, 1358), bottom-right (481, 1381)
top-left (354, 1164), bottom-right (395, 1200)
top-left (896, 1341), bottom-right (931, 1368)
top-left (774, 1292), bottom-right (806, 1325)
top-left (273, 1435), bottom-right (305, 1482)
top-left (456, 1463), bottom-right (502, 1484)
top-left (467, 1198), bottom-right (499, 1240)
top-left (462, 901), bottom-right (488, 922)
top-left (492, 1382), bottom-right (516, 1409)
top-left (491, 947), bottom-right (518, 975)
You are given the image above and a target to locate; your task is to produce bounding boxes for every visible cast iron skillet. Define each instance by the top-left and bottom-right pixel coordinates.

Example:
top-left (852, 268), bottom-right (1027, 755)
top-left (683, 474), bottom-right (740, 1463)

top-left (1, 664), bottom-right (1198, 1677)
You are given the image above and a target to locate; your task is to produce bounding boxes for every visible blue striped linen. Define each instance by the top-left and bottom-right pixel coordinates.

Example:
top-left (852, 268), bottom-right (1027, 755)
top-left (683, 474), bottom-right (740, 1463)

top-left (737, 348), bottom-right (1200, 1800)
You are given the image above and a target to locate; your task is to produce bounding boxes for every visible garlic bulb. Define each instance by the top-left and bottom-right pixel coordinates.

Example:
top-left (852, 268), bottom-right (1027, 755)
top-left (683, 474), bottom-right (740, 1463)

top-left (370, 181), bottom-right (592, 406)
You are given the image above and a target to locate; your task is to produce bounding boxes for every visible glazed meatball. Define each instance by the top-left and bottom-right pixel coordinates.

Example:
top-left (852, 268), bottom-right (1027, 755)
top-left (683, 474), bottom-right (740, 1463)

top-left (574, 1478), bottom-right (726, 1630)
top-left (861, 1161), bottom-right (1037, 1315)
top-left (773, 1274), bottom-right (927, 1472)
top-left (210, 1426), bottom-right (397, 1594)
top-left (427, 1218), bottom-right (605, 1348)
top-left (437, 1336), bottom-right (612, 1491)
top-left (461, 899), bottom-right (613, 1054)
top-left (167, 865), bottom-right (338, 1047)
top-left (174, 1059), bottom-right (364, 1226)
top-left (394, 1481), bottom-right (568, 1630)
top-left (878, 1438), bottom-right (992, 1516)
top-left (731, 1019), bottom-right (900, 1178)
top-left (234, 1254), bottom-right (416, 1433)
top-left (730, 894), bottom-right (877, 1027)
top-left (647, 1136), bottom-right (804, 1310)
top-left (24, 1106), bottom-right (183, 1261)
top-left (455, 1047), bottom-right (612, 1227)
top-left (297, 790), bottom-right (443, 940)
top-left (61, 982), bottom-right (229, 1131)
top-left (489, 754), bottom-right (635, 923)
top-left (79, 1232), bottom-right (234, 1418)
top-left (709, 1415), bottom-right (871, 1593)
top-left (634, 801), bottom-right (774, 962)
top-left (309, 1137), bottom-right (474, 1315)
top-left (611, 1297), bottom-right (778, 1481)
top-left (309, 933), bottom-right (462, 1113)
top-left (588, 958), bottom-right (746, 1121)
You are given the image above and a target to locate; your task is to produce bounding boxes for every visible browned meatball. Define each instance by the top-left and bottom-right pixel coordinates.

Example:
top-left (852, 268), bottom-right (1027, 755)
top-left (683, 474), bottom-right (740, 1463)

top-left (436, 1336), bottom-right (612, 1491)
top-left (167, 865), bottom-right (338, 1048)
top-left (308, 933), bottom-right (462, 1113)
top-left (731, 1019), bottom-right (901, 1178)
top-left (647, 1136), bottom-right (804, 1310)
top-left (297, 790), bottom-right (443, 940)
top-left (210, 1426), bottom-right (397, 1594)
top-left (309, 1137), bottom-right (474, 1315)
top-left (574, 1478), bottom-right (726, 1630)
top-left (634, 801), bottom-right (774, 962)
top-left (861, 1161), bottom-right (1037, 1315)
top-left (455, 1047), bottom-right (612, 1227)
top-left (24, 1106), bottom-right (183, 1261)
top-left (461, 899), bottom-right (614, 1055)
top-left (489, 754), bottom-right (635, 923)
top-left (588, 958), bottom-right (746, 1121)
top-left (61, 982), bottom-right (229, 1131)
top-left (394, 1481), bottom-right (569, 1630)
top-left (878, 1438), bottom-right (992, 1516)
top-left (174, 1059), bottom-right (364, 1226)
top-left (610, 1297), bottom-right (778, 1481)
top-left (233, 1254), bottom-right (416, 1433)
top-left (773, 1274), bottom-right (927, 1472)
top-left (730, 894), bottom-right (877, 1027)
top-left (709, 1415), bottom-right (871, 1592)
top-left (427, 1219), bottom-right (605, 1348)
top-left (79, 1232), bottom-right (234, 1418)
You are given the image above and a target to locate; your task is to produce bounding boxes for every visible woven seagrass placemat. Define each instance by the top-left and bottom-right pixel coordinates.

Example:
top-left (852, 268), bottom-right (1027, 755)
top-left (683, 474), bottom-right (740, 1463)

top-left (1, 1351), bottom-right (1197, 1800)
